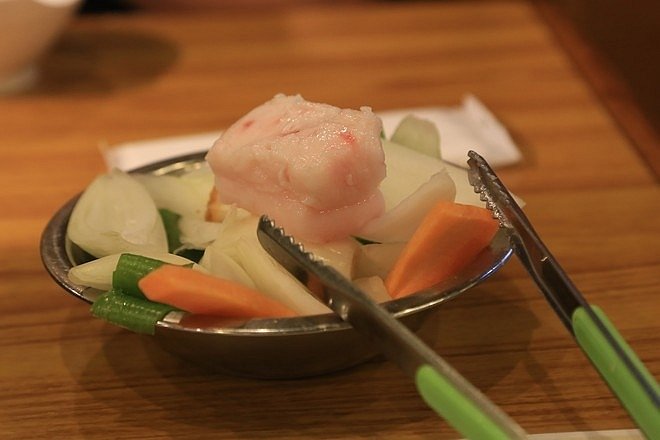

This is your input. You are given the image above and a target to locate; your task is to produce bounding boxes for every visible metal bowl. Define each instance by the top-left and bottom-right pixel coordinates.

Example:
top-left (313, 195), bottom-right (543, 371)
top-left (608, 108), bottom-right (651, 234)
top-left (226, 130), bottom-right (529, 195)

top-left (40, 153), bottom-right (513, 379)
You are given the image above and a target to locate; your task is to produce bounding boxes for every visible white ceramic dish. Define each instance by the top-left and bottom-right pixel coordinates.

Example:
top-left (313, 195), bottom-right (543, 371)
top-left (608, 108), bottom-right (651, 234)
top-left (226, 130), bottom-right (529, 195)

top-left (0, 0), bottom-right (81, 93)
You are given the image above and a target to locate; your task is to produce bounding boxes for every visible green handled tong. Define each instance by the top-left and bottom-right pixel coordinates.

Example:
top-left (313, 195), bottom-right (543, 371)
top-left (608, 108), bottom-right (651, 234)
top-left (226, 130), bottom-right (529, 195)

top-left (257, 216), bottom-right (527, 440)
top-left (467, 150), bottom-right (660, 439)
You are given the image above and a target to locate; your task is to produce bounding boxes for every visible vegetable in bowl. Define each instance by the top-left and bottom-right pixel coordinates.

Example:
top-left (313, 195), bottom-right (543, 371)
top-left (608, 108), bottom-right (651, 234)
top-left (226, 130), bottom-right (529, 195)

top-left (57, 95), bottom-right (506, 348)
top-left (45, 95), bottom-right (510, 377)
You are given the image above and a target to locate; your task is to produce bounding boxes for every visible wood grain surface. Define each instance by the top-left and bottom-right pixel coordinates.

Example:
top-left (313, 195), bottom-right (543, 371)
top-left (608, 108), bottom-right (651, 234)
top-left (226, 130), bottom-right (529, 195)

top-left (1, 1), bottom-right (658, 439)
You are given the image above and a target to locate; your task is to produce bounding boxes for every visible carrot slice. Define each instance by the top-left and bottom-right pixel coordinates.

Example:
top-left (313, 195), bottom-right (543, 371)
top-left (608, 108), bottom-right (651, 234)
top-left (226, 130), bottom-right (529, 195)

top-left (138, 265), bottom-right (296, 318)
top-left (385, 201), bottom-right (499, 298)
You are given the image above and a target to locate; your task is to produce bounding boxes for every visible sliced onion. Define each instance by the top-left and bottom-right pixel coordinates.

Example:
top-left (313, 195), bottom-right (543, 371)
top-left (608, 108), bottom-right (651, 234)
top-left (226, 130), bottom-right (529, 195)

top-left (198, 243), bottom-right (256, 289)
top-left (200, 210), bottom-right (330, 316)
top-left (233, 238), bottom-right (330, 316)
top-left (67, 169), bottom-right (168, 258)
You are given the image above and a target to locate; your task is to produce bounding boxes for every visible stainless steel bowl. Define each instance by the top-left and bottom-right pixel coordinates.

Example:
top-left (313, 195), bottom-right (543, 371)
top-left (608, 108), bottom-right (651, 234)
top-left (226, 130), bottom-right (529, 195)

top-left (40, 153), bottom-right (513, 379)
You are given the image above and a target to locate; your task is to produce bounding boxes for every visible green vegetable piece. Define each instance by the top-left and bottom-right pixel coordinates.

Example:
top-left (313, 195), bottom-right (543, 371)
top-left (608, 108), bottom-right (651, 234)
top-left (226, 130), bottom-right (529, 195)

top-left (112, 253), bottom-right (167, 299)
top-left (91, 289), bottom-right (177, 335)
top-left (159, 208), bottom-right (183, 253)
top-left (390, 114), bottom-right (441, 159)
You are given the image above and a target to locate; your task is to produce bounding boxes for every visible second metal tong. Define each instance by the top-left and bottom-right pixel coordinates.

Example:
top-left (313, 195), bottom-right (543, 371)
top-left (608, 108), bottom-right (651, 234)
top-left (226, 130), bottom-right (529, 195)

top-left (467, 150), bottom-right (660, 439)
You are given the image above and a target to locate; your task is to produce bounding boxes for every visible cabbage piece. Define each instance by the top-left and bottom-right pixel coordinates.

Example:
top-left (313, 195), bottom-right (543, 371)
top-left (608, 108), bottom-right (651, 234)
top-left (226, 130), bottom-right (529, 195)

top-left (358, 171), bottom-right (455, 243)
top-left (67, 170), bottom-right (168, 258)
top-left (385, 130), bottom-right (522, 207)
top-left (390, 114), bottom-right (441, 159)
top-left (177, 216), bottom-right (223, 250)
top-left (358, 140), bottom-right (456, 243)
top-left (379, 139), bottom-right (456, 210)
top-left (134, 165), bottom-right (214, 219)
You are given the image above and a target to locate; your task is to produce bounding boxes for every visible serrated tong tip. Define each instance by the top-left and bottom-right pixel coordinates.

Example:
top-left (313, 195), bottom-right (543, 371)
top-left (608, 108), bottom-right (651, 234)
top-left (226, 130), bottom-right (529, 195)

top-left (466, 150), bottom-right (513, 228)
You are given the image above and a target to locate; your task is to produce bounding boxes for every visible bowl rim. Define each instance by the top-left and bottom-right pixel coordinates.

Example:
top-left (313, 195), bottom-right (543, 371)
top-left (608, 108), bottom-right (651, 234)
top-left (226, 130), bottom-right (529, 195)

top-left (40, 152), bottom-right (513, 337)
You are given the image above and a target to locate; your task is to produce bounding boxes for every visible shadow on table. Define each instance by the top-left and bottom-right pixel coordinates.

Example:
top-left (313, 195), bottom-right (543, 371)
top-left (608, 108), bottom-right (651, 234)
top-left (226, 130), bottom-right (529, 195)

top-left (57, 272), bottom-right (580, 437)
top-left (24, 28), bottom-right (178, 95)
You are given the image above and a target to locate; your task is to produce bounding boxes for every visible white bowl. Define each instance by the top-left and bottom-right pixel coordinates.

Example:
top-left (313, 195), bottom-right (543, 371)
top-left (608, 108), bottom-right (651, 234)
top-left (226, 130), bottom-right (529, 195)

top-left (0, 0), bottom-right (81, 93)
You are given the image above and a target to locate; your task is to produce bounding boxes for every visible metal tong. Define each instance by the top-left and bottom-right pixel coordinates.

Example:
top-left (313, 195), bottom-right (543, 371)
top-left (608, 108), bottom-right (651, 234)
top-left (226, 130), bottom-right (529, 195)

top-left (467, 150), bottom-right (660, 439)
top-left (257, 216), bottom-right (527, 440)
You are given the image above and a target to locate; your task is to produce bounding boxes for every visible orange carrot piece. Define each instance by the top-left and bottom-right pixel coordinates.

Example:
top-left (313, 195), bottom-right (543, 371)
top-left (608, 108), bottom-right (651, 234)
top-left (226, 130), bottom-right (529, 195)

top-left (385, 201), bottom-right (499, 298)
top-left (138, 265), bottom-right (296, 318)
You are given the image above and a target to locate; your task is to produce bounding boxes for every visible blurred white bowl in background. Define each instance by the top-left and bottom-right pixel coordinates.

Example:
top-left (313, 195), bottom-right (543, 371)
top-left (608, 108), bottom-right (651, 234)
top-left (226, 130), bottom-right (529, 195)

top-left (0, 0), bottom-right (81, 94)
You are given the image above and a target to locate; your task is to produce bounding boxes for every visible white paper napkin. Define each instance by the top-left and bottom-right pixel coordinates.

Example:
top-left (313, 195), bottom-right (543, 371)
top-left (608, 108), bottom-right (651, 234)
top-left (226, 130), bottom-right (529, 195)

top-left (379, 94), bottom-right (521, 168)
top-left (102, 131), bottom-right (220, 171)
top-left (102, 94), bottom-right (521, 171)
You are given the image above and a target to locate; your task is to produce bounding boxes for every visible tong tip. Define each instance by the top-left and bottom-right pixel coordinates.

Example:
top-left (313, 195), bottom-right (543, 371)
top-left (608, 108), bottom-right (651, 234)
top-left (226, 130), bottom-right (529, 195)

top-left (257, 215), bottom-right (322, 266)
top-left (466, 151), bottom-right (511, 228)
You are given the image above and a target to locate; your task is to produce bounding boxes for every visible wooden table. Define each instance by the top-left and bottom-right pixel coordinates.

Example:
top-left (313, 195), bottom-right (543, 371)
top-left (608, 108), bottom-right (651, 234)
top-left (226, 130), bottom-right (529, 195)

top-left (2, 1), bottom-right (658, 438)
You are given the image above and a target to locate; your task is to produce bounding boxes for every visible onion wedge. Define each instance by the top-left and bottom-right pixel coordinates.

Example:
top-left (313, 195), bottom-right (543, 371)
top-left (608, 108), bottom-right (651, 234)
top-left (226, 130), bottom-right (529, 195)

top-left (67, 169), bottom-right (168, 258)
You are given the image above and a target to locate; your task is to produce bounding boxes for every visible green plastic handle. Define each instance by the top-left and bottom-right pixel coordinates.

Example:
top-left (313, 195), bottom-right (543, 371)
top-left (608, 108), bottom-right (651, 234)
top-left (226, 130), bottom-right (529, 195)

top-left (415, 365), bottom-right (513, 440)
top-left (573, 305), bottom-right (660, 439)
